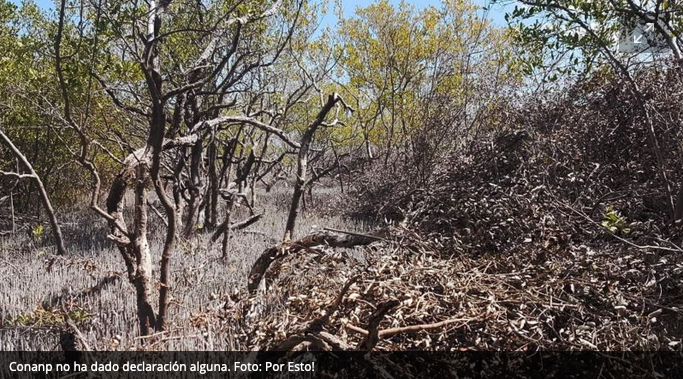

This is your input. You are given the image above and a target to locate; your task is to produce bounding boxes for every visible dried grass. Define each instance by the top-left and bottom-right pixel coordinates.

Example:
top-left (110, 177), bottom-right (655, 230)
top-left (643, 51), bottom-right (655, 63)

top-left (0, 188), bottom-right (368, 350)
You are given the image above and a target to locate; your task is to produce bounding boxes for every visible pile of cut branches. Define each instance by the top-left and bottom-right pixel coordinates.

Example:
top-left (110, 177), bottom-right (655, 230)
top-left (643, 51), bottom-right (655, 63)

top-left (201, 69), bottom-right (683, 352)
top-left (205, 224), bottom-right (683, 351)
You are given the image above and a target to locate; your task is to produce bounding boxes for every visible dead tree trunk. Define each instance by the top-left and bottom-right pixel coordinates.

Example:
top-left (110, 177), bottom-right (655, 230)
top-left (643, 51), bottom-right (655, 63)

top-left (214, 149), bottom-right (257, 259)
top-left (0, 129), bottom-right (67, 256)
top-left (105, 147), bottom-right (158, 335)
top-left (132, 161), bottom-right (157, 335)
top-left (220, 197), bottom-right (234, 259)
top-left (283, 93), bottom-right (348, 241)
top-left (183, 137), bottom-right (205, 237)
top-left (105, 135), bottom-right (196, 334)
top-left (206, 133), bottom-right (219, 230)
top-left (250, 133), bottom-right (271, 206)
top-left (146, 48), bottom-right (177, 334)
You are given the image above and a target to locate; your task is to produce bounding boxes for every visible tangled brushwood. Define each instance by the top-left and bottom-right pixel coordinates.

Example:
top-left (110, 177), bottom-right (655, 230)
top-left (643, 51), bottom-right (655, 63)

top-left (4, 67), bottom-right (683, 355)
top-left (217, 68), bottom-right (683, 351)
top-left (232, 228), bottom-right (682, 351)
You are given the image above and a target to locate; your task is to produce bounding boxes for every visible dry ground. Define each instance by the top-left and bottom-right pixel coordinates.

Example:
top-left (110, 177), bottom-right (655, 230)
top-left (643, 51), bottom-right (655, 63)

top-left (0, 187), bottom-right (368, 350)
top-left (2, 186), bottom-right (683, 351)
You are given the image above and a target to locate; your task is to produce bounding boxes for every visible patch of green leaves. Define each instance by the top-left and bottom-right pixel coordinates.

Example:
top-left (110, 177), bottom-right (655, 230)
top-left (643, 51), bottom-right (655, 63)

top-left (32, 224), bottom-right (44, 240)
top-left (602, 205), bottom-right (631, 235)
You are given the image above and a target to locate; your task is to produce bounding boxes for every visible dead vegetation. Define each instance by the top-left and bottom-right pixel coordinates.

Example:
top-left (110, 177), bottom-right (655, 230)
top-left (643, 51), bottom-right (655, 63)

top-left (264, 67), bottom-right (683, 350)
top-left (241, 228), bottom-right (683, 351)
top-left (226, 68), bottom-right (683, 352)
top-left (3, 47), bottom-right (683, 357)
top-left (3, 70), bottom-right (683, 353)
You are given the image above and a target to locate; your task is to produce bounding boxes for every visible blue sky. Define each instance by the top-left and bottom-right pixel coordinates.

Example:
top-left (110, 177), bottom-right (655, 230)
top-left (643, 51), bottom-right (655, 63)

top-left (10, 0), bottom-right (513, 27)
top-left (320, 0), bottom-right (512, 27)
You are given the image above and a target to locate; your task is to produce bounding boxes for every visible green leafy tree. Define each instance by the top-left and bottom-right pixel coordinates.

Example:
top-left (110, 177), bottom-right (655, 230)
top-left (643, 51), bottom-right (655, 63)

top-left (338, 0), bottom-right (521, 179)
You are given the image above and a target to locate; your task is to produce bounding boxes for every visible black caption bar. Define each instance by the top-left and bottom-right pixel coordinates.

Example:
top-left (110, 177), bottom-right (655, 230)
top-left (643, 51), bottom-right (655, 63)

top-left (0, 351), bottom-right (681, 378)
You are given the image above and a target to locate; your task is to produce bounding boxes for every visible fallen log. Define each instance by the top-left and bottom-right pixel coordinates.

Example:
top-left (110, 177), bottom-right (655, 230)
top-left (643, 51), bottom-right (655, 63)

top-left (247, 229), bottom-right (383, 294)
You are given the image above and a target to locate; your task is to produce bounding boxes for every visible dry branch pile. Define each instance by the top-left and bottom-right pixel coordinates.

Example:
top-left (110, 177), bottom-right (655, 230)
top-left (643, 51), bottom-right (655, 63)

top-left (223, 70), bottom-right (683, 351)
top-left (197, 224), bottom-right (682, 351)
top-left (4, 69), bottom-right (683, 354)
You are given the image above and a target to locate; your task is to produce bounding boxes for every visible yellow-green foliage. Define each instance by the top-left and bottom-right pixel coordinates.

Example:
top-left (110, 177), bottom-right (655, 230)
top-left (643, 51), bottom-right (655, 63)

top-left (0, 0), bottom-right (128, 209)
top-left (602, 206), bottom-right (631, 235)
top-left (339, 0), bottom-right (521, 149)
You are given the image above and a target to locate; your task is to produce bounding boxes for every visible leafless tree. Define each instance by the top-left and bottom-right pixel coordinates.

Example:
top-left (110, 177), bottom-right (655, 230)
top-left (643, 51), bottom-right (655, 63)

top-left (0, 128), bottom-right (67, 255)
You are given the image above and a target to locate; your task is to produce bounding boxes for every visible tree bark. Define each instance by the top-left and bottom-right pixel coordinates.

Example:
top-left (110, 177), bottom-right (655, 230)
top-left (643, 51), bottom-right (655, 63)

top-left (132, 161), bottom-right (157, 335)
top-left (150, 107), bottom-right (177, 332)
top-left (206, 136), bottom-right (219, 229)
top-left (284, 94), bottom-right (344, 241)
top-left (104, 136), bottom-right (196, 334)
top-left (220, 202), bottom-right (233, 259)
top-left (183, 137), bottom-right (204, 237)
